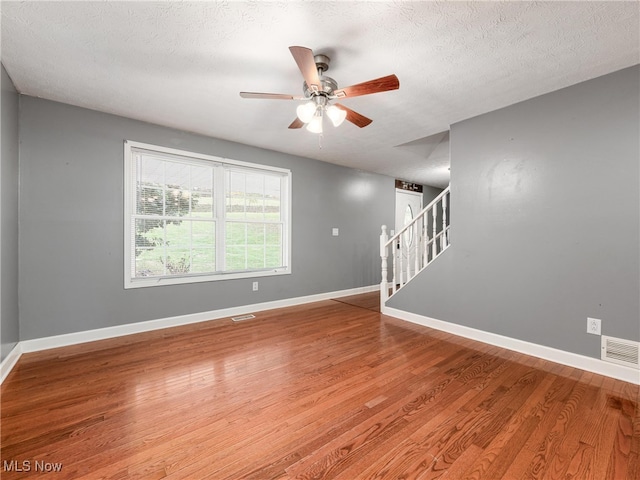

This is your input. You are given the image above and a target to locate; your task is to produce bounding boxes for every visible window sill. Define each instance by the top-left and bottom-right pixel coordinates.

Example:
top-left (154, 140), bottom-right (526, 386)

top-left (124, 267), bottom-right (291, 289)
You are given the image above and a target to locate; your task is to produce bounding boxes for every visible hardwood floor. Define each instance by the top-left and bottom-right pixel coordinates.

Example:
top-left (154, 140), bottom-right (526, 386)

top-left (333, 291), bottom-right (381, 311)
top-left (1, 294), bottom-right (638, 479)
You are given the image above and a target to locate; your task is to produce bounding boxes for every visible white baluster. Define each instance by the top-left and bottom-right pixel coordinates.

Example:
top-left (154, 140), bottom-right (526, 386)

top-left (432, 203), bottom-right (438, 259)
top-left (392, 236), bottom-right (397, 294)
top-left (441, 194), bottom-right (448, 250)
top-left (446, 191), bottom-right (451, 246)
top-left (380, 225), bottom-right (389, 305)
top-left (406, 228), bottom-right (412, 281)
top-left (423, 211), bottom-right (429, 266)
top-left (413, 221), bottom-right (419, 275)
top-left (398, 235), bottom-right (404, 288)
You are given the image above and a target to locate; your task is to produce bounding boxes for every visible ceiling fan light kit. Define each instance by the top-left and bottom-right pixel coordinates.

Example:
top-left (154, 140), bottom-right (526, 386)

top-left (306, 113), bottom-right (324, 134)
top-left (296, 101), bottom-right (316, 123)
top-left (295, 96), bottom-right (347, 133)
top-left (326, 105), bottom-right (347, 127)
top-left (240, 46), bottom-right (399, 134)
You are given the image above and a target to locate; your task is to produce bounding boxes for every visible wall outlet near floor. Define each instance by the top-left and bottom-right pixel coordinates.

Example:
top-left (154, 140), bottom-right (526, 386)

top-left (587, 317), bottom-right (601, 335)
top-left (252, 281), bottom-right (259, 291)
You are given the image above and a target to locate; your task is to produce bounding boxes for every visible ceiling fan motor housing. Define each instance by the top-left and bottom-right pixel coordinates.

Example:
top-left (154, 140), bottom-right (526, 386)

top-left (303, 75), bottom-right (338, 98)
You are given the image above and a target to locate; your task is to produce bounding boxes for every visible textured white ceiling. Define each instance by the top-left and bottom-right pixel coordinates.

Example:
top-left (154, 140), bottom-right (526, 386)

top-left (2, 1), bottom-right (638, 188)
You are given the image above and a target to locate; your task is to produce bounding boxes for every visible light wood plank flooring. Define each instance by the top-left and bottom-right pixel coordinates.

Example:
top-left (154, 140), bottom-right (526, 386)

top-left (2, 294), bottom-right (638, 479)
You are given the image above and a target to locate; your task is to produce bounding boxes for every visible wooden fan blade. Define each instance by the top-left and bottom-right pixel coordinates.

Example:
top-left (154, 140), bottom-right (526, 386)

top-left (288, 118), bottom-right (304, 129)
top-left (289, 46), bottom-right (321, 92)
top-left (333, 74), bottom-right (399, 99)
top-left (334, 104), bottom-right (373, 128)
top-left (240, 92), bottom-right (301, 100)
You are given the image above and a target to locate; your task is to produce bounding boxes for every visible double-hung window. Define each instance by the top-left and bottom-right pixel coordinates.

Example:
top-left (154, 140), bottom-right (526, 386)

top-left (124, 141), bottom-right (291, 288)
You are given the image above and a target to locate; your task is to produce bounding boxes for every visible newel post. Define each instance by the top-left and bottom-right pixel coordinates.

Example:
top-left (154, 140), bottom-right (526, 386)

top-left (380, 225), bottom-right (389, 305)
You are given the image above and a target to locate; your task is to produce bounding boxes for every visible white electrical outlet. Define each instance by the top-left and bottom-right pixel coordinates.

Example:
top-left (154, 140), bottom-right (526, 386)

top-left (252, 281), bottom-right (259, 291)
top-left (587, 317), bottom-right (601, 335)
top-left (332, 228), bottom-right (339, 236)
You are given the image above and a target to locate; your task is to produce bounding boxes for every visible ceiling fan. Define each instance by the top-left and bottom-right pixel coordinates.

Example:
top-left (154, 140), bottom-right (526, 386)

top-left (240, 46), bottom-right (399, 133)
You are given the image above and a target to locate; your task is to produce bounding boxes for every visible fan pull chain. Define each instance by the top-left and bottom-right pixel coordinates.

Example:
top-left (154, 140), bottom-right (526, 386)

top-left (318, 133), bottom-right (323, 149)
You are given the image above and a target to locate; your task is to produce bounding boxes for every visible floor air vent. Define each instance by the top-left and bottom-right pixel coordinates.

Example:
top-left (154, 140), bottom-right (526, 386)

top-left (601, 336), bottom-right (640, 368)
top-left (232, 314), bottom-right (256, 322)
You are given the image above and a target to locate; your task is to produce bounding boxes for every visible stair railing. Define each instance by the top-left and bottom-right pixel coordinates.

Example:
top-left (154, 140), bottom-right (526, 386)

top-left (380, 186), bottom-right (450, 305)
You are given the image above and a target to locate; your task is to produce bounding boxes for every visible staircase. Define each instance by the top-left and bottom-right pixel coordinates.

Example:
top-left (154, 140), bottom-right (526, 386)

top-left (380, 186), bottom-right (450, 305)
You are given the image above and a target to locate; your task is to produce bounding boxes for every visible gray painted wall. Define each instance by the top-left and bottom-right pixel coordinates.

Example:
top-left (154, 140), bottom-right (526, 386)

top-left (18, 97), bottom-right (394, 340)
top-left (1, 64), bottom-right (20, 361)
top-left (389, 65), bottom-right (640, 359)
top-left (423, 185), bottom-right (444, 206)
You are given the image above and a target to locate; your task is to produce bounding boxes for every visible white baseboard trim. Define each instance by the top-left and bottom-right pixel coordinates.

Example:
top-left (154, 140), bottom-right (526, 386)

top-left (382, 306), bottom-right (640, 385)
top-left (0, 285), bottom-right (378, 384)
top-left (1, 343), bottom-right (22, 384)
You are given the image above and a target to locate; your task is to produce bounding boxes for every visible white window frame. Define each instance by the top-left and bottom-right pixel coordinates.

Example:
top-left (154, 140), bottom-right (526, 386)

top-left (124, 140), bottom-right (291, 289)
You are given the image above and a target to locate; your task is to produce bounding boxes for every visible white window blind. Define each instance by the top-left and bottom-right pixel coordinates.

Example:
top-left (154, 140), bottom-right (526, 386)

top-left (124, 141), bottom-right (291, 288)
